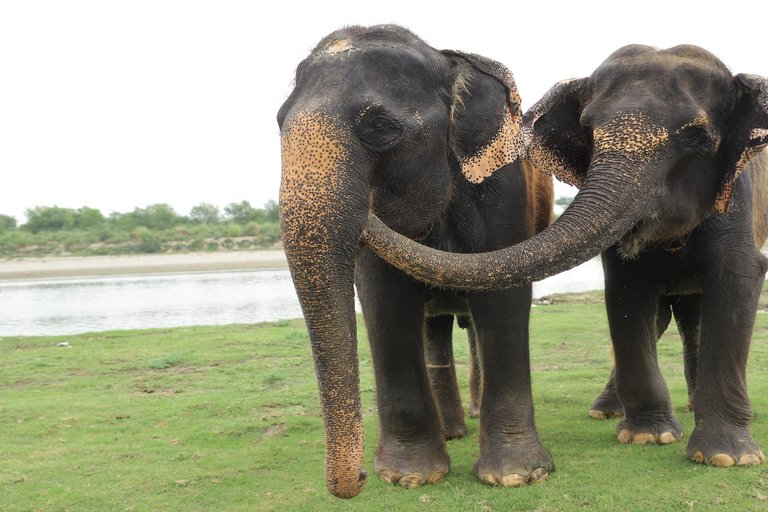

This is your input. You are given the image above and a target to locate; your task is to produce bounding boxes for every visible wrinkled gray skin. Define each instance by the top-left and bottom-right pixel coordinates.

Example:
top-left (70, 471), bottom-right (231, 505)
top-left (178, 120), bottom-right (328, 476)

top-left (363, 44), bottom-right (768, 467)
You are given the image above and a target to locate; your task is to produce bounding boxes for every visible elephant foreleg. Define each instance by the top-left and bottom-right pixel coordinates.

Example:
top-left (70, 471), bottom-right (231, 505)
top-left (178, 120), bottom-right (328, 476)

top-left (468, 286), bottom-right (554, 487)
top-left (686, 247), bottom-right (766, 466)
top-left (424, 314), bottom-right (467, 439)
top-left (603, 250), bottom-right (684, 445)
top-left (355, 251), bottom-right (450, 488)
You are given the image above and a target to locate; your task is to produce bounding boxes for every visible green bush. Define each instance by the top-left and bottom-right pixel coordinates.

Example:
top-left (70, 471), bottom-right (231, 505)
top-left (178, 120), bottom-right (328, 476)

top-left (23, 206), bottom-right (76, 233)
top-left (224, 200), bottom-right (257, 223)
top-left (243, 221), bottom-right (260, 236)
top-left (186, 238), bottom-right (204, 251)
top-left (225, 222), bottom-right (243, 238)
top-left (74, 206), bottom-right (106, 230)
top-left (189, 203), bottom-right (221, 224)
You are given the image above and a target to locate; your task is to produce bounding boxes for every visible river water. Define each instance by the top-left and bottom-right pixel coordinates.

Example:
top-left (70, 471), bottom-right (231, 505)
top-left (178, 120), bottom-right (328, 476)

top-left (0, 259), bottom-right (605, 337)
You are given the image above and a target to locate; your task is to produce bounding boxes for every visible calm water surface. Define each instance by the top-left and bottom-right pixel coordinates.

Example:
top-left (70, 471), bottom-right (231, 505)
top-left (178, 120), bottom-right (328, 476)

top-left (0, 260), bottom-right (604, 337)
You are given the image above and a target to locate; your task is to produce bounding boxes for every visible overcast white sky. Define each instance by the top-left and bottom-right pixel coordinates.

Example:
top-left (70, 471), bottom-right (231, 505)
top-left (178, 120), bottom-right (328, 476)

top-left (2, 1), bottom-right (766, 223)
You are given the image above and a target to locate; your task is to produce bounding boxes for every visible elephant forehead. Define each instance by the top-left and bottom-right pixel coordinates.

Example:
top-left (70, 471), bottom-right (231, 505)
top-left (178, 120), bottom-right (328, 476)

top-left (593, 112), bottom-right (670, 157)
top-left (322, 39), bottom-right (356, 55)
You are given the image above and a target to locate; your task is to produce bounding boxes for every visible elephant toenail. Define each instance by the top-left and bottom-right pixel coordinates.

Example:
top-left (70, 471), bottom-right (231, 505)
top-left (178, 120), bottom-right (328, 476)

top-left (632, 433), bottom-right (656, 445)
top-left (658, 432), bottom-right (677, 444)
top-left (760, 450), bottom-right (767, 464)
top-left (530, 468), bottom-right (549, 483)
top-left (378, 470), bottom-right (396, 483)
top-left (482, 473), bottom-right (499, 486)
top-left (427, 470), bottom-right (446, 484)
top-left (590, 410), bottom-right (608, 420)
top-left (398, 474), bottom-right (425, 488)
top-left (691, 451), bottom-right (705, 463)
top-left (710, 454), bottom-right (736, 467)
top-left (738, 454), bottom-right (761, 466)
top-left (617, 429), bottom-right (632, 443)
top-left (501, 474), bottom-right (527, 487)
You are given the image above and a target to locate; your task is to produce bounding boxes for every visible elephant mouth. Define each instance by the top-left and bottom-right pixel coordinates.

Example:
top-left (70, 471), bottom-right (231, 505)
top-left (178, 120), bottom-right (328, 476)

top-left (618, 209), bottom-right (693, 260)
top-left (617, 215), bottom-right (660, 260)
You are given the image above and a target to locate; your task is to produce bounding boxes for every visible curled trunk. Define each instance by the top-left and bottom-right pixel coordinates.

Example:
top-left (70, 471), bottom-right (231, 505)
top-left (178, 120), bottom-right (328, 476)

top-left (363, 166), bottom-right (652, 291)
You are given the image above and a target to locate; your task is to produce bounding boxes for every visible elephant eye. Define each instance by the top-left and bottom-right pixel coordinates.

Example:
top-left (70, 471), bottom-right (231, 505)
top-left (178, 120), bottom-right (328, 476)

top-left (356, 113), bottom-right (404, 149)
top-left (677, 124), bottom-right (717, 153)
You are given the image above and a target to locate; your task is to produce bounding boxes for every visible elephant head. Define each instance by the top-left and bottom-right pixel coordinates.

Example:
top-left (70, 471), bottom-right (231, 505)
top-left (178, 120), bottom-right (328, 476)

top-left (277, 25), bottom-right (529, 498)
top-left (363, 44), bottom-right (768, 290)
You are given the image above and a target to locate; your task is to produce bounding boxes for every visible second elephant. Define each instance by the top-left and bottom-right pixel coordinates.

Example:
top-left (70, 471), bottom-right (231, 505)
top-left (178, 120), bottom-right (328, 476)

top-left (365, 44), bottom-right (768, 468)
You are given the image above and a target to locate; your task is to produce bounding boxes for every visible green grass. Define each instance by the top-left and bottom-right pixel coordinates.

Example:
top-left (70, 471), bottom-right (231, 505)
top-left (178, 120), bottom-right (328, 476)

top-left (2, 291), bottom-right (768, 510)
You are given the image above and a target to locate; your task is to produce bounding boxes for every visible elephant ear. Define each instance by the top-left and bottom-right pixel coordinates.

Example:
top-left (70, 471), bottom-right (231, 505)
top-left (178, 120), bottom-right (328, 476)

top-left (442, 50), bottom-right (524, 184)
top-left (522, 78), bottom-right (590, 188)
top-left (715, 73), bottom-right (768, 213)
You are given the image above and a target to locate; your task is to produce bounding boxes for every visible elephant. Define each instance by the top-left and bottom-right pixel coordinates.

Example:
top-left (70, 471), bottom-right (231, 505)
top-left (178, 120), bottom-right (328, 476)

top-left (277, 25), bottom-right (554, 498)
top-left (363, 44), bottom-right (768, 468)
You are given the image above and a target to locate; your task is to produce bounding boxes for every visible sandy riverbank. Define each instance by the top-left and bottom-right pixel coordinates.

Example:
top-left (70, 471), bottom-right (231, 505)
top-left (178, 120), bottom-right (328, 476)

top-left (0, 250), bottom-right (289, 280)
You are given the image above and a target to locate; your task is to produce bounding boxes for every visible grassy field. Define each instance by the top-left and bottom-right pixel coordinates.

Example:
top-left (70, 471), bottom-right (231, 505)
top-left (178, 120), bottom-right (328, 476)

top-left (2, 290), bottom-right (768, 511)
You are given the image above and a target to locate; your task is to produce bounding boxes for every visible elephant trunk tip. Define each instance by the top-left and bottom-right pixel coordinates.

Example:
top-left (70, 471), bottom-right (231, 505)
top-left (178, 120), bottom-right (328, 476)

top-left (328, 469), bottom-right (368, 499)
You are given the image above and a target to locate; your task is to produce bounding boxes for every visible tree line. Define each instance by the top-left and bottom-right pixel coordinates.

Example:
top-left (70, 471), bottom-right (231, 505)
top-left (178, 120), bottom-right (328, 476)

top-left (0, 200), bottom-right (281, 257)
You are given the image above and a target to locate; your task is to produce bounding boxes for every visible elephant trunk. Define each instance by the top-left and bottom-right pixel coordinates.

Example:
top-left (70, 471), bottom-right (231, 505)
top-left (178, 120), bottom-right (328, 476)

top-left (279, 110), bottom-right (370, 498)
top-left (363, 156), bottom-right (656, 291)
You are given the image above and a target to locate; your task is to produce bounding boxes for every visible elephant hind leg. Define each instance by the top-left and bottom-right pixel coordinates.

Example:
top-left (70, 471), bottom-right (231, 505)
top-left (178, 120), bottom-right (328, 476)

top-left (425, 314), bottom-right (467, 439)
top-left (671, 295), bottom-right (701, 410)
top-left (459, 317), bottom-right (482, 418)
top-left (589, 365), bottom-right (624, 419)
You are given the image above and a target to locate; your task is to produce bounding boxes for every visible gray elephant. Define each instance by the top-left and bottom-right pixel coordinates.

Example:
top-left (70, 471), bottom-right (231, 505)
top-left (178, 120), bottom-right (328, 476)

top-left (278, 25), bottom-right (553, 498)
top-left (364, 44), bottom-right (768, 467)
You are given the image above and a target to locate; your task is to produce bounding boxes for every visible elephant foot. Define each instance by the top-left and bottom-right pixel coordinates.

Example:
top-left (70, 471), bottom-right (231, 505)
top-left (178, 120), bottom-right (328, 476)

top-left (589, 384), bottom-right (625, 419)
top-left (616, 414), bottom-right (684, 445)
top-left (687, 424), bottom-right (766, 467)
top-left (441, 416), bottom-right (467, 440)
top-left (374, 438), bottom-right (450, 488)
top-left (468, 399), bottom-right (480, 419)
top-left (474, 439), bottom-right (554, 487)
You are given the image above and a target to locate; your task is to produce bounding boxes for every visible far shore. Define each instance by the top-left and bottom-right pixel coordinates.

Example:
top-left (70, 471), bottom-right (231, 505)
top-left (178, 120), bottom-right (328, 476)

top-left (0, 250), bottom-right (289, 281)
